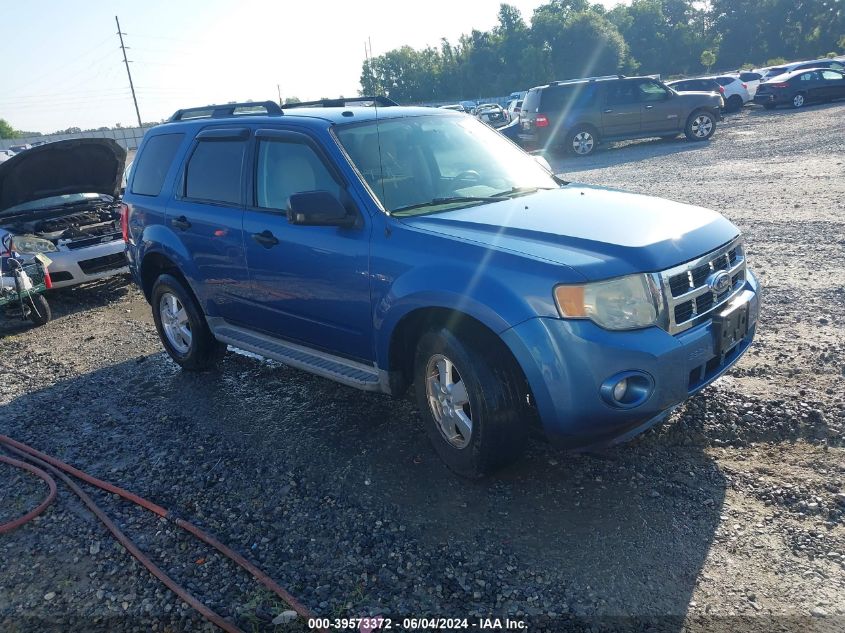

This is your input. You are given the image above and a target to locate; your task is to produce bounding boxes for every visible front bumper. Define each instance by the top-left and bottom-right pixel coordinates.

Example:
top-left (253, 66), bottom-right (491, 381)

top-left (44, 240), bottom-right (128, 289)
top-left (502, 272), bottom-right (760, 448)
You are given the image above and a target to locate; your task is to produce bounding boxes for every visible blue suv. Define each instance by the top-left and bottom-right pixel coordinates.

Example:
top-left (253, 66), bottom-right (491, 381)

top-left (123, 98), bottom-right (760, 477)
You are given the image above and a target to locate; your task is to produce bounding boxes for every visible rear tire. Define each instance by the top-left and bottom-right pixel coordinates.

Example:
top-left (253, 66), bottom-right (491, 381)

top-left (151, 274), bottom-right (225, 370)
top-left (413, 328), bottom-right (527, 478)
top-left (791, 92), bottom-right (806, 109)
top-left (26, 294), bottom-right (51, 326)
top-left (725, 95), bottom-right (743, 113)
top-left (684, 109), bottom-right (717, 141)
top-left (566, 125), bottom-right (598, 156)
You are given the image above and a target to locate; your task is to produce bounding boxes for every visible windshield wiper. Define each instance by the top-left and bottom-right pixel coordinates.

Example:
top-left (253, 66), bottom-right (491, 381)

top-left (392, 196), bottom-right (499, 214)
top-left (490, 186), bottom-right (556, 198)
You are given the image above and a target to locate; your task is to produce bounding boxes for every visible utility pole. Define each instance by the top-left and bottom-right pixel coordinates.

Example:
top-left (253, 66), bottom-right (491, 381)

top-left (115, 15), bottom-right (142, 128)
top-left (277, 84), bottom-right (282, 107)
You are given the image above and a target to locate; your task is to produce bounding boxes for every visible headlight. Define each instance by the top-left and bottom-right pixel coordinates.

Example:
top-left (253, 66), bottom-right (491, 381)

top-left (11, 235), bottom-right (58, 254)
top-left (554, 274), bottom-right (663, 330)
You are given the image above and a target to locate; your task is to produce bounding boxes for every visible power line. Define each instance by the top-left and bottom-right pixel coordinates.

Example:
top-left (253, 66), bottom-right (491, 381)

top-left (116, 15), bottom-right (142, 128)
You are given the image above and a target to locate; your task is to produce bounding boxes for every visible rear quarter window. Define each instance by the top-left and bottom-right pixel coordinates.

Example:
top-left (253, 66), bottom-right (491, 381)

top-left (130, 133), bottom-right (184, 197)
top-left (540, 84), bottom-right (595, 111)
top-left (715, 77), bottom-right (735, 86)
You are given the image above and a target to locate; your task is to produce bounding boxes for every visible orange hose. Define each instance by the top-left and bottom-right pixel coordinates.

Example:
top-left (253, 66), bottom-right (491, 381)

top-left (0, 454), bottom-right (57, 534)
top-left (0, 435), bottom-right (325, 632)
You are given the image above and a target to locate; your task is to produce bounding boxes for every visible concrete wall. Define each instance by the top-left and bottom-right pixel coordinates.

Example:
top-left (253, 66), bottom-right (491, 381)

top-left (0, 125), bottom-right (154, 152)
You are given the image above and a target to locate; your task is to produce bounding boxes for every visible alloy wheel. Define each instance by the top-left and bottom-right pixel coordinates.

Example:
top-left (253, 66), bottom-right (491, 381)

top-left (793, 94), bottom-right (804, 108)
top-left (159, 292), bottom-right (192, 354)
top-left (425, 354), bottom-right (473, 449)
top-left (691, 115), bottom-right (713, 138)
top-left (572, 131), bottom-right (594, 155)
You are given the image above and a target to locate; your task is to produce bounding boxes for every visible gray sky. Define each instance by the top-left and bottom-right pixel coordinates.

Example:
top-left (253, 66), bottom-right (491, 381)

top-left (0, 0), bottom-right (626, 133)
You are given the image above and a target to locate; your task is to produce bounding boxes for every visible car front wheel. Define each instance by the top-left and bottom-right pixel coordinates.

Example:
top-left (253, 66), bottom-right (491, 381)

top-left (684, 110), bottom-right (717, 141)
top-left (414, 329), bottom-right (527, 477)
top-left (151, 274), bottom-right (225, 370)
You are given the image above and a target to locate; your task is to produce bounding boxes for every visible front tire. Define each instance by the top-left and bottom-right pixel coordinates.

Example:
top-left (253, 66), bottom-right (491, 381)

top-left (151, 274), bottom-right (224, 370)
top-left (26, 294), bottom-right (51, 326)
top-left (684, 109), bottom-right (717, 141)
top-left (413, 329), bottom-right (527, 477)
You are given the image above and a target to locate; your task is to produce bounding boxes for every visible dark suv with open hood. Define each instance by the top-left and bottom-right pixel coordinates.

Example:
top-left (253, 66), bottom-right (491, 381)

top-left (519, 75), bottom-right (723, 156)
top-left (0, 138), bottom-right (128, 288)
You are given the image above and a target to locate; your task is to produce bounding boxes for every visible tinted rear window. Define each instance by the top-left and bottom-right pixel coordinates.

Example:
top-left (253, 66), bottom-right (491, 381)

top-left (715, 77), bottom-right (735, 86)
top-left (522, 89), bottom-right (541, 114)
top-left (739, 72), bottom-right (761, 81)
top-left (131, 133), bottom-right (184, 196)
top-left (539, 84), bottom-right (595, 111)
top-left (184, 140), bottom-right (246, 205)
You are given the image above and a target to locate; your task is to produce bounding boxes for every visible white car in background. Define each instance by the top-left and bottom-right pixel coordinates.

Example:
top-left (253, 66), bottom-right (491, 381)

top-left (0, 150), bottom-right (14, 164)
top-left (0, 138), bottom-right (129, 289)
top-left (734, 70), bottom-right (764, 98)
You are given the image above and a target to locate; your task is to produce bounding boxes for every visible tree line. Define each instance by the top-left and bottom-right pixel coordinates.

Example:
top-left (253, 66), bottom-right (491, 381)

top-left (359, 0), bottom-right (845, 103)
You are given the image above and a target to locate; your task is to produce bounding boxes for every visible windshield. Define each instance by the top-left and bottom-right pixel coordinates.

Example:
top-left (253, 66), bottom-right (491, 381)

top-left (335, 114), bottom-right (558, 216)
top-left (2, 192), bottom-right (112, 215)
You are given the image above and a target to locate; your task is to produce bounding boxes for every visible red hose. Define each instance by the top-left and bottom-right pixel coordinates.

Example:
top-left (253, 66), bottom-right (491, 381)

top-left (0, 454), bottom-right (57, 534)
top-left (0, 434), bottom-right (324, 632)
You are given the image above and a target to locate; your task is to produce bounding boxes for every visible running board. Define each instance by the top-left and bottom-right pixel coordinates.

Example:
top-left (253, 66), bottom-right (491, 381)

top-left (208, 320), bottom-right (387, 393)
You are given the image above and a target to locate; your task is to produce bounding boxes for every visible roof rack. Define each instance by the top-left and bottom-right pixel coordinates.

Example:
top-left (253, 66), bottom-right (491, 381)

top-left (283, 96), bottom-right (399, 109)
top-left (168, 100), bottom-right (283, 122)
top-left (550, 75), bottom-right (625, 86)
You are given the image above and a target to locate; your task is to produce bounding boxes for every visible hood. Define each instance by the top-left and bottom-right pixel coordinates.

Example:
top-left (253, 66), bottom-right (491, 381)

top-left (0, 138), bottom-right (127, 213)
top-left (400, 184), bottom-right (740, 280)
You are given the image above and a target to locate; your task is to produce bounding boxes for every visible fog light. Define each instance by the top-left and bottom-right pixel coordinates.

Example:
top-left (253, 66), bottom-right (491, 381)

top-left (600, 371), bottom-right (654, 409)
top-left (612, 378), bottom-right (628, 402)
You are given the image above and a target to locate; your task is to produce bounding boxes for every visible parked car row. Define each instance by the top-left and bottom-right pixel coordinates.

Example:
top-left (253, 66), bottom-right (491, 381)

top-left (507, 55), bottom-right (845, 156)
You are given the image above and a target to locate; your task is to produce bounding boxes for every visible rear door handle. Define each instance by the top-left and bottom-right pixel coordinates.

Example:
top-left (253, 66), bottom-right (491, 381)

top-left (171, 216), bottom-right (191, 230)
top-left (603, 109), bottom-right (614, 113)
top-left (644, 104), bottom-right (655, 109)
top-left (251, 230), bottom-right (279, 248)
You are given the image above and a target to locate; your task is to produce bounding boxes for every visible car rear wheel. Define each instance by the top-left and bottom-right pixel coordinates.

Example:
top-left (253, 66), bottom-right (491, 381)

top-left (684, 110), bottom-right (716, 141)
top-left (791, 93), bottom-right (806, 109)
top-left (414, 328), bottom-right (527, 478)
top-left (725, 95), bottom-right (743, 113)
top-left (151, 274), bottom-right (225, 370)
top-left (567, 126), bottom-right (598, 156)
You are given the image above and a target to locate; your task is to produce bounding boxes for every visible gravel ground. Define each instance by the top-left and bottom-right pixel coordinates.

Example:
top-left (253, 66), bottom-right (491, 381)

top-left (1, 103), bottom-right (844, 633)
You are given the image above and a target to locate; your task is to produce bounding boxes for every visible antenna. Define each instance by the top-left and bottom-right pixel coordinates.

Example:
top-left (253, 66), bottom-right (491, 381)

top-left (115, 15), bottom-right (142, 128)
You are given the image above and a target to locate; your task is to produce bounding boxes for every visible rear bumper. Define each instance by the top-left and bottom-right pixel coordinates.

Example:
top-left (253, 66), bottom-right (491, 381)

top-left (502, 271), bottom-right (760, 448)
top-left (45, 240), bottom-right (128, 289)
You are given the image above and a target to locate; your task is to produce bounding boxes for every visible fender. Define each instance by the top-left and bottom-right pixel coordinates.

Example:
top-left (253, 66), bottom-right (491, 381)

top-left (136, 224), bottom-right (207, 309)
top-left (374, 260), bottom-right (549, 369)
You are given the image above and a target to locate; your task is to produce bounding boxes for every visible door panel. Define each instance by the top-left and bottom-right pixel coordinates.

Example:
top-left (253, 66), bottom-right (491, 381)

top-left (601, 81), bottom-right (641, 137)
top-left (166, 133), bottom-right (250, 322)
top-left (638, 81), bottom-right (681, 133)
top-left (242, 130), bottom-right (373, 361)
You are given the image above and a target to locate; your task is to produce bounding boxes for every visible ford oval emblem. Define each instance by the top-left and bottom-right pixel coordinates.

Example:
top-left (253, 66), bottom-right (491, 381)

top-left (707, 270), bottom-right (731, 293)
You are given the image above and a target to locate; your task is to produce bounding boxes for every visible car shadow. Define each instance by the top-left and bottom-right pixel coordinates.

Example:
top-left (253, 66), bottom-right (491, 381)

top-left (544, 137), bottom-right (704, 175)
top-left (1, 349), bottom-right (727, 628)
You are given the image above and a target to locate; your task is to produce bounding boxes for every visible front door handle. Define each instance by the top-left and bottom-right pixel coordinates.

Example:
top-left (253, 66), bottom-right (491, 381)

top-left (251, 230), bottom-right (279, 248)
top-left (603, 109), bottom-right (614, 113)
top-left (644, 104), bottom-right (655, 109)
top-left (171, 215), bottom-right (191, 230)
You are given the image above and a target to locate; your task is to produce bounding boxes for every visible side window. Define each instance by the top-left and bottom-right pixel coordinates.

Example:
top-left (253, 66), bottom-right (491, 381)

top-left (256, 140), bottom-right (341, 211)
top-left (821, 70), bottom-right (844, 80)
top-left (130, 133), bottom-right (184, 196)
top-left (605, 81), bottom-right (638, 105)
top-left (798, 72), bottom-right (817, 82)
top-left (830, 61), bottom-right (844, 71)
top-left (637, 81), bottom-right (669, 102)
top-left (184, 140), bottom-right (246, 205)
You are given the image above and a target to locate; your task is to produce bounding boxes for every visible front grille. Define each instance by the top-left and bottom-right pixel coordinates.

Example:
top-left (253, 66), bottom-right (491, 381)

top-left (65, 232), bottom-right (122, 250)
top-left (78, 252), bottom-right (127, 275)
top-left (661, 239), bottom-right (746, 334)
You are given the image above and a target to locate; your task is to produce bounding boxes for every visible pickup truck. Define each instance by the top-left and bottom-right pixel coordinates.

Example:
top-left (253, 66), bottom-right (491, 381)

top-left (123, 98), bottom-right (760, 477)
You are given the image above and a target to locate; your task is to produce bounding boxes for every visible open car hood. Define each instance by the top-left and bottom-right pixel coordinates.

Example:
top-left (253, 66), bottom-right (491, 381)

top-left (0, 138), bottom-right (127, 214)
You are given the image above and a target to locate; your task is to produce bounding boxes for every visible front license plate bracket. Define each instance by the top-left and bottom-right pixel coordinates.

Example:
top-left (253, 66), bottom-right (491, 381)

top-left (712, 298), bottom-right (749, 356)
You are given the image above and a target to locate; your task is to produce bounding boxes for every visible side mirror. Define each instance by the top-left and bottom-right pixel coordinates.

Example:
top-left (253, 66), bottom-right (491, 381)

top-left (288, 191), bottom-right (355, 227)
